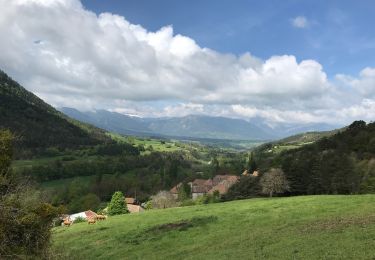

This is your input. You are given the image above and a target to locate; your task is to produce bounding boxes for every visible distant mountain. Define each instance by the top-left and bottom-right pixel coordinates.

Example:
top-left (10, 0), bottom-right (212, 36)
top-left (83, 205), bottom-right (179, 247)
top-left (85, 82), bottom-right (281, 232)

top-left (61, 108), bottom-right (275, 140)
top-left (61, 108), bottom-right (340, 141)
top-left (60, 108), bottom-right (153, 136)
top-left (0, 70), bottom-right (110, 154)
top-left (146, 115), bottom-right (273, 140)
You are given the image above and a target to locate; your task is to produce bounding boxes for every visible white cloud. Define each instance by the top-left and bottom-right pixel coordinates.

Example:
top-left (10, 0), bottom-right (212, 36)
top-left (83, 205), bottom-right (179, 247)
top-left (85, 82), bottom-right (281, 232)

top-left (292, 16), bottom-right (308, 28)
top-left (337, 67), bottom-right (375, 97)
top-left (0, 0), bottom-right (373, 126)
top-left (0, 0), bottom-right (329, 105)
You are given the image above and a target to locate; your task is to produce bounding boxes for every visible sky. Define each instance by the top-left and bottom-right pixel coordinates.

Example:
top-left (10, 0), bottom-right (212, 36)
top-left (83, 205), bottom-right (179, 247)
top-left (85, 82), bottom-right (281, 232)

top-left (1, 0), bottom-right (375, 126)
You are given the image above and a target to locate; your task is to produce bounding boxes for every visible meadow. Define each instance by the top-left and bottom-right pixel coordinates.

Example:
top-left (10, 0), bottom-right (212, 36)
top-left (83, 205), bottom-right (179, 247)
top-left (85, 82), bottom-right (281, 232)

top-left (52, 195), bottom-right (375, 259)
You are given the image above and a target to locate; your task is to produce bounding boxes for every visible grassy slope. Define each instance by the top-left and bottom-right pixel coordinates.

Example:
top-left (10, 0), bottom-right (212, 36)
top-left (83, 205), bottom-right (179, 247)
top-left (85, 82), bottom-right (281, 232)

top-left (255, 129), bottom-right (341, 154)
top-left (53, 195), bottom-right (375, 259)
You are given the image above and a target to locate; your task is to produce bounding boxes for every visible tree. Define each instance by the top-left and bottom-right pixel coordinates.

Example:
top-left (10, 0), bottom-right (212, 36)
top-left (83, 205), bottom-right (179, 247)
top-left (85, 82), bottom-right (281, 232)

top-left (177, 183), bottom-right (191, 201)
top-left (68, 193), bottom-right (101, 213)
top-left (260, 168), bottom-right (290, 197)
top-left (107, 191), bottom-right (128, 216)
top-left (247, 152), bottom-right (257, 173)
top-left (151, 191), bottom-right (178, 209)
top-left (224, 175), bottom-right (261, 200)
top-left (211, 157), bottom-right (219, 176)
top-left (0, 130), bottom-right (13, 178)
top-left (0, 130), bottom-right (60, 257)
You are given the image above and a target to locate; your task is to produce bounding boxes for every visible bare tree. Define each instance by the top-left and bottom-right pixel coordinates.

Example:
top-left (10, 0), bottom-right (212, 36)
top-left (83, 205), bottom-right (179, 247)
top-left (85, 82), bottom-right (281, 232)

top-left (151, 191), bottom-right (178, 209)
top-left (260, 168), bottom-right (289, 197)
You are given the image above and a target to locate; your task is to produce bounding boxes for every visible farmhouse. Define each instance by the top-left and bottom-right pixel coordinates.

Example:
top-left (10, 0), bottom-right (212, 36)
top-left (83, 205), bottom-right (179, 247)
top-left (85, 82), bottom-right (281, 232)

top-left (170, 175), bottom-right (239, 199)
top-left (125, 197), bottom-right (144, 213)
top-left (208, 175), bottom-right (239, 195)
top-left (191, 179), bottom-right (213, 199)
top-left (68, 210), bottom-right (97, 222)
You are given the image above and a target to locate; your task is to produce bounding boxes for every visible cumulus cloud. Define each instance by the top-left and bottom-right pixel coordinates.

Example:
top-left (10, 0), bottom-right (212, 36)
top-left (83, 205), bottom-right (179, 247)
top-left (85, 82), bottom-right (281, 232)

top-left (291, 16), bottom-right (308, 28)
top-left (0, 0), bottom-right (374, 126)
top-left (0, 0), bottom-right (329, 104)
top-left (337, 67), bottom-right (375, 97)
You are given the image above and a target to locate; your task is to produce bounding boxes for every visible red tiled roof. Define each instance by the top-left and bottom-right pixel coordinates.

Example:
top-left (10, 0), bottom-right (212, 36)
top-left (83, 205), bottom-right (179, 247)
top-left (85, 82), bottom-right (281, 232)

top-left (208, 183), bottom-right (228, 194)
top-left (170, 183), bottom-right (182, 194)
top-left (85, 210), bottom-right (97, 219)
top-left (191, 179), bottom-right (212, 193)
top-left (192, 179), bottom-right (209, 186)
top-left (212, 175), bottom-right (239, 186)
top-left (208, 176), bottom-right (239, 195)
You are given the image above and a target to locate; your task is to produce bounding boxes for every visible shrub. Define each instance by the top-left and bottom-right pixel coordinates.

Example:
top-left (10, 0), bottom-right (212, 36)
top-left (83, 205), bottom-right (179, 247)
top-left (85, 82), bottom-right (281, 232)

top-left (143, 200), bottom-right (153, 210)
top-left (151, 191), bottom-right (178, 209)
top-left (0, 131), bottom-right (61, 257)
top-left (73, 216), bottom-right (86, 223)
top-left (180, 199), bottom-right (195, 206)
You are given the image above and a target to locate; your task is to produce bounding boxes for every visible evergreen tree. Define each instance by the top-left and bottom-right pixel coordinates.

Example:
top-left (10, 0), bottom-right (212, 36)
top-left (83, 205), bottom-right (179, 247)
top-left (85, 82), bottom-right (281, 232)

top-left (247, 152), bottom-right (257, 173)
top-left (177, 183), bottom-right (191, 201)
top-left (107, 191), bottom-right (128, 216)
top-left (211, 157), bottom-right (219, 175)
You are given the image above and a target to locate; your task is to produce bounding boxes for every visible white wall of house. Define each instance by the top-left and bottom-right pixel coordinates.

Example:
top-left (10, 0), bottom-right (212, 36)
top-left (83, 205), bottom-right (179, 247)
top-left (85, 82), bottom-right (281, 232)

top-left (192, 192), bottom-right (205, 200)
top-left (69, 212), bottom-right (87, 222)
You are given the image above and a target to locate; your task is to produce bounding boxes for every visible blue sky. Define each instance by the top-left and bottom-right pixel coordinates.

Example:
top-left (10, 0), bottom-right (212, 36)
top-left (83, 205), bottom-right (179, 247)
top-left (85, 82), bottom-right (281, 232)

top-left (82, 0), bottom-right (375, 77)
top-left (1, 0), bottom-right (375, 126)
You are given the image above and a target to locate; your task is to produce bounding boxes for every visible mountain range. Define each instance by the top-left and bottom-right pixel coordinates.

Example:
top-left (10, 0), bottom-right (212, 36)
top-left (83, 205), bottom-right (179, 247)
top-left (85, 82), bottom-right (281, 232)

top-left (61, 107), bottom-right (340, 141)
top-left (0, 70), bottom-right (109, 155)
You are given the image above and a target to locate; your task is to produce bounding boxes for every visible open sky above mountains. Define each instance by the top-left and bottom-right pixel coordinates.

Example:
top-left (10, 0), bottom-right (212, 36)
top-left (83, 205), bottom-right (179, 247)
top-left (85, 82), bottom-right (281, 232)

top-left (1, 0), bottom-right (375, 126)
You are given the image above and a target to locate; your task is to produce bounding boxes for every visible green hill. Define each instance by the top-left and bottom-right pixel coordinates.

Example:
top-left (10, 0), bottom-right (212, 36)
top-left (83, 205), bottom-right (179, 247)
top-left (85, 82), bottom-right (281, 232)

top-left (0, 70), bottom-right (110, 156)
top-left (279, 121), bottom-right (375, 195)
top-left (254, 128), bottom-right (341, 154)
top-left (52, 195), bottom-right (375, 259)
top-left (250, 121), bottom-right (375, 196)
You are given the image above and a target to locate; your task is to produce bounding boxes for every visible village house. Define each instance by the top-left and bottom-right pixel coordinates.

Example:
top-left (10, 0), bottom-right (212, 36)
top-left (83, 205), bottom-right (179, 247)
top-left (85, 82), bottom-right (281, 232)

top-left (170, 174), bottom-right (240, 200)
top-left (68, 210), bottom-right (97, 223)
top-left (124, 197), bottom-right (144, 213)
top-left (208, 175), bottom-right (239, 195)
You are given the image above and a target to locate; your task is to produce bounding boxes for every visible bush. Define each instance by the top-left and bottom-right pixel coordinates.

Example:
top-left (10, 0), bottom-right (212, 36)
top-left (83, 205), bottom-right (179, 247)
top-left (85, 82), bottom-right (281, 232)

top-left (151, 191), bottom-right (178, 209)
top-left (180, 199), bottom-right (195, 206)
top-left (143, 200), bottom-right (153, 210)
top-left (1, 130), bottom-right (62, 257)
top-left (73, 216), bottom-right (86, 223)
top-left (194, 193), bottom-right (221, 205)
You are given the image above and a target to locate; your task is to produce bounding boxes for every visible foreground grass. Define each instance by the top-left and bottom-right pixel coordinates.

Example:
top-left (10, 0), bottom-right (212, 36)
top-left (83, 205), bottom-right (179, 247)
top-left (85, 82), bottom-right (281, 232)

top-left (52, 195), bottom-right (375, 259)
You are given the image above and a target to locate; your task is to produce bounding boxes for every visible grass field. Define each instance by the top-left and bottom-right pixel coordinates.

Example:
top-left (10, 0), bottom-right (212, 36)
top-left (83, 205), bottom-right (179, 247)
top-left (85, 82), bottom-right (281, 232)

top-left (52, 195), bottom-right (375, 259)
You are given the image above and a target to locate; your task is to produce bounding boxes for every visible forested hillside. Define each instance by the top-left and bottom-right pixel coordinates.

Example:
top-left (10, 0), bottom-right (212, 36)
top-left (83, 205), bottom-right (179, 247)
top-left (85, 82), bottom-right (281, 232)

top-left (255, 121), bottom-right (375, 195)
top-left (0, 70), bottom-right (110, 157)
